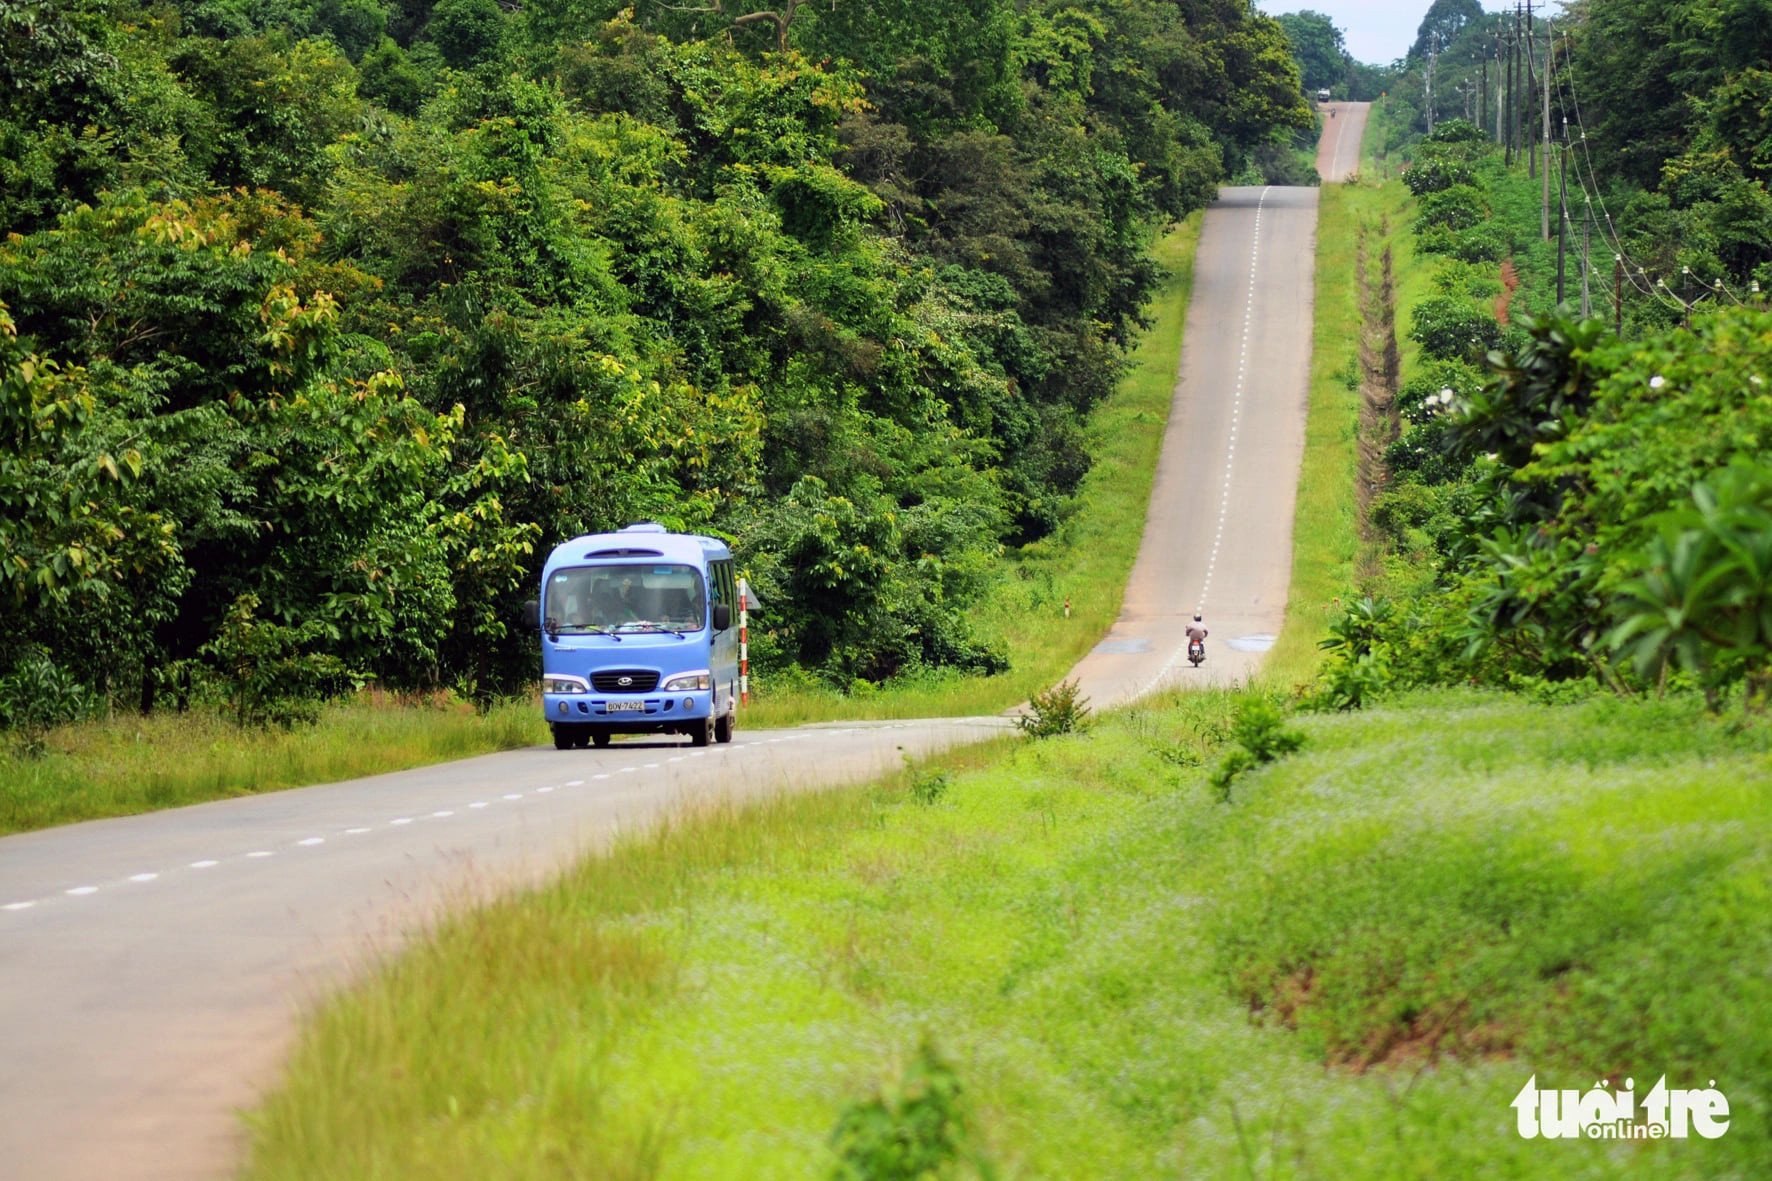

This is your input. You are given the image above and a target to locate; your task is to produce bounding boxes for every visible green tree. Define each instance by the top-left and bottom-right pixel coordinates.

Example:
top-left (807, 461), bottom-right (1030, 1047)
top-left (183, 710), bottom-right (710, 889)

top-left (424, 0), bottom-right (504, 68)
top-left (1276, 10), bottom-right (1350, 94)
top-left (1409, 0), bottom-right (1483, 61)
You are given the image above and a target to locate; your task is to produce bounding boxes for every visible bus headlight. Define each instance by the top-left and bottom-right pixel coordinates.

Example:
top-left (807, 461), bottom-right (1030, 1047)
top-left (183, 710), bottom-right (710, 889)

top-left (543, 675), bottom-right (589, 695)
top-left (662, 672), bottom-right (711, 691)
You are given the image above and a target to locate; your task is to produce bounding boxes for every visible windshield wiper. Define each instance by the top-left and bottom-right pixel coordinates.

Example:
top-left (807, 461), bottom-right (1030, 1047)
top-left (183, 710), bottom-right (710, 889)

top-left (614, 620), bottom-right (687, 638)
top-left (549, 622), bottom-right (622, 641)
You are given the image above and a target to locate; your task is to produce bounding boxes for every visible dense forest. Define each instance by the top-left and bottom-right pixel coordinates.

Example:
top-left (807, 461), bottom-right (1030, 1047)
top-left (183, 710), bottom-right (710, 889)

top-left (1312, 0), bottom-right (1772, 710)
top-left (0, 0), bottom-right (1315, 728)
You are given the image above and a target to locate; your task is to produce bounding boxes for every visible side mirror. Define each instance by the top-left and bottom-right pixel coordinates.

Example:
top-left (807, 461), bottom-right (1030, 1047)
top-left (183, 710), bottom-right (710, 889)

top-left (524, 599), bottom-right (540, 629)
top-left (712, 603), bottom-right (732, 631)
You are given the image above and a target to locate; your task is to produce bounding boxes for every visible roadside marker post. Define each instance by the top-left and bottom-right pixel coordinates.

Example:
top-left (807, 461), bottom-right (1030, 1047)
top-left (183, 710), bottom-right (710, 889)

top-left (738, 577), bottom-right (750, 705)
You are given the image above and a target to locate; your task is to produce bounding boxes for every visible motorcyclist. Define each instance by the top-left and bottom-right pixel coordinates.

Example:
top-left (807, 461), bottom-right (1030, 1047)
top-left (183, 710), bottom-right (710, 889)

top-left (1185, 614), bottom-right (1208, 650)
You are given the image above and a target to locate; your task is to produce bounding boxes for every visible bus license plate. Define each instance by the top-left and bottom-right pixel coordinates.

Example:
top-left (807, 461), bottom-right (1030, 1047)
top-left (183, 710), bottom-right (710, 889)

top-left (607, 700), bottom-right (645, 712)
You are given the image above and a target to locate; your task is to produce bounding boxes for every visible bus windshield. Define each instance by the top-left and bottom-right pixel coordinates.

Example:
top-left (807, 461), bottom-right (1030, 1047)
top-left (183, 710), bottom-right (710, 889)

top-left (545, 564), bottom-right (707, 633)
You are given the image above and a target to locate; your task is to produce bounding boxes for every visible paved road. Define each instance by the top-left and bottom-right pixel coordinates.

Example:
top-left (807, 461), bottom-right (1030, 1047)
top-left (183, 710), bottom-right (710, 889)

top-left (1061, 184), bottom-right (1316, 704)
top-left (1063, 103), bottom-right (1365, 707)
top-left (1318, 102), bottom-right (1369, 183)
top-left (0, 111), bottom-right (1361, 1180)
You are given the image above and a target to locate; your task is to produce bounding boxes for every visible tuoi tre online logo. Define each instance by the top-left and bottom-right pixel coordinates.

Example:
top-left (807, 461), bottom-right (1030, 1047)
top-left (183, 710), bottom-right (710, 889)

top-left (1511, 1075), bottom-right (1730, 1140)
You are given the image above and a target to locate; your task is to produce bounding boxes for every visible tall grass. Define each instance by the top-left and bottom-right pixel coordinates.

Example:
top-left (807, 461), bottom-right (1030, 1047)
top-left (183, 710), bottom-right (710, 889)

top-left (0, 695), bottom-right (542, 836)
top-left (245, 689), bottom-right (1771, 1179)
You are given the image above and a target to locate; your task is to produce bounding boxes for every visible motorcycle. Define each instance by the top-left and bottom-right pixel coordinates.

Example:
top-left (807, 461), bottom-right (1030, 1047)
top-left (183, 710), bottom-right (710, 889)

top-left (1187, 637), bottom-right (1206, 667)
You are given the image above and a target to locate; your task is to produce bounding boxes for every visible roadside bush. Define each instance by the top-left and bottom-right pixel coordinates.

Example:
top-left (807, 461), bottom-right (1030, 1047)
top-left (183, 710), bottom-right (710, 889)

top-left (1414, 183), bottom-right (1486, 232)
top-left (202, 594), bottom-right (357, 729)
top-left (830, 1039), bottom-right (983, 1181)
top-left (1017, 678), bottom-right (1091, 737)
top-left (1408, 294), bottom-right (1504, 362)
top-left (1607, 460), bottom-right (1772, 708)
top-left (1209, 693), bottom-right (1306, 799)
top-left (910, 769), bottom-right (951, 805)
top-left (1401, 142), bottom-right (1480, 196)
top-left (1305, 598), bottom-right (1402, 712)
top-left (1419, 222), bottom-right (1508, 264)
top-left (0, 650), bottom-right (92, 757)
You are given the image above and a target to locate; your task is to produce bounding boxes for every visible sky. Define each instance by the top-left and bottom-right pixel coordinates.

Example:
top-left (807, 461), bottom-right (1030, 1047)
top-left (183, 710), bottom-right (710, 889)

top-left (1255, 2), bottom-right (1567, 68)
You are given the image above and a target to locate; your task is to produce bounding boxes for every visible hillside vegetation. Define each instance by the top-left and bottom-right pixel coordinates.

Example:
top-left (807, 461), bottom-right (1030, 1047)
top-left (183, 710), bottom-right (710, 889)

top-left (244, 685), bottom-right (1771, 1179)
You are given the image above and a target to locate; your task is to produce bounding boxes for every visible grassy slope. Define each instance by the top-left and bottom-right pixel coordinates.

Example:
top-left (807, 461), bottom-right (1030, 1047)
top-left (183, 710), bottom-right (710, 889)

top-left (0, 218), bottom-right (1205, 835)
top-left (244, 689), bottom-right (1771, 1179)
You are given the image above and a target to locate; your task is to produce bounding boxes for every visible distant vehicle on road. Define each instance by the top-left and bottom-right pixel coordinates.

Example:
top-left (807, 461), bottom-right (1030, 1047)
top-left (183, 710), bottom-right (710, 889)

top-left (1317, 88), bottom-right (1332, 103)
top-left (528, 523), bottom-right (739, 749)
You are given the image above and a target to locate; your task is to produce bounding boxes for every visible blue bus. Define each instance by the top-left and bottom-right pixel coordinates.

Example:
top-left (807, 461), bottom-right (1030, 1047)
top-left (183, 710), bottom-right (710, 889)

top-left (529, 523), bottom-right (740, 750)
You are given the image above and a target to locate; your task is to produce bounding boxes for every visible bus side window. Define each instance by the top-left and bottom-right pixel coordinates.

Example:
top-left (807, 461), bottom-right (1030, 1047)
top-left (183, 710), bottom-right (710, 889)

top-left (711, 560), bottom-right (734, 608)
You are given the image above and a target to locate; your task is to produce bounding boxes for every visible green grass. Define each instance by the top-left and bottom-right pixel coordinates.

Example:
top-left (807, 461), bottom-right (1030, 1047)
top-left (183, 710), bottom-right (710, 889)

top-left (243, 689), bottom-right (1772, 1179)
top-left (742, 215), bottom-right (1205, 726)
top-left (1264, 178), bottom-right (1362, 687)
top-left (0, 694), bottom-right (542, 836)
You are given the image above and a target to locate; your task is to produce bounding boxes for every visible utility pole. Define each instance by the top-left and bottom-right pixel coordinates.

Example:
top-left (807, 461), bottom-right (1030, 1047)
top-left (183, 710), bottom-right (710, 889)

top-left (1512, 7), bottom-right (1524, 164)
top-left (1480, 51), bottom-right (1488, 132)
top-left (1495, 32), bottom-right (1506, 145)
top-left (1556, 116), bottom-right (1569, 303)
top-left (1505, 19), bottom-right (1517, 164)
top-left (1542, 22), bottom-right (1553, 240)
top-left (1581, 200), bottom-right (1593, 317)
top-left (1525, 1), bottom-right (1538, 182)
top-left (1426, 34), bottom-right (1437, 136)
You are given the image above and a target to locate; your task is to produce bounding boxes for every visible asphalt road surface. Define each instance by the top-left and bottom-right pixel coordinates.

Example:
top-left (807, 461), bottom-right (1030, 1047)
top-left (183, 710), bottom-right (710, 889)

top-left (1062, 185), bottom-right (1315, 702)
top-left (0, 111), bottom-right (1360, 1180)
top-left (1318, 102), bottom-right (1369, 183)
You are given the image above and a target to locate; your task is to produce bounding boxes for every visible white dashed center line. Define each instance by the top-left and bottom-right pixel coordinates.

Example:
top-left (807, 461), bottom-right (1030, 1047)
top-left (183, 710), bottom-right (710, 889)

top-left (5, 727), bottom-right (823, 915)
top-left (1197, 185), bottom-right (1271, 617)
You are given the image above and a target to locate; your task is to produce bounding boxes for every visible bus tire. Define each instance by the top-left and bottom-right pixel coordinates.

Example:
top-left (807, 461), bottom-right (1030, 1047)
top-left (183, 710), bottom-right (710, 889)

top-left (690, 716), bottom-right (713, 747)
top-left (551, 725), bottom-right (576, 751)
top-left (591, 731), bottom-right (612, 749)
top-left (714, 707), bottom-right (734, 744)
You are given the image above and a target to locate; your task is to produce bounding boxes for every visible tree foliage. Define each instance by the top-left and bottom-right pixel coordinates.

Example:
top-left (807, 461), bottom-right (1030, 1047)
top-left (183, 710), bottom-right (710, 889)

top-left (0, 0), bottom-right (1311, 720)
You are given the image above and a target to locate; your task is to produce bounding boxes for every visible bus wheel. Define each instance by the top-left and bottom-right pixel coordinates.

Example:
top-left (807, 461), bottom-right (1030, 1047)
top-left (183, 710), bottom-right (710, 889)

top-left (714, 707), bottom-right (734, 744)
top-left (591, 731), bottom-right (611, 749)
top-left (551, 725), bottom-right (575, 751)
top-left (691, 716), bottom-right (713, 747)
